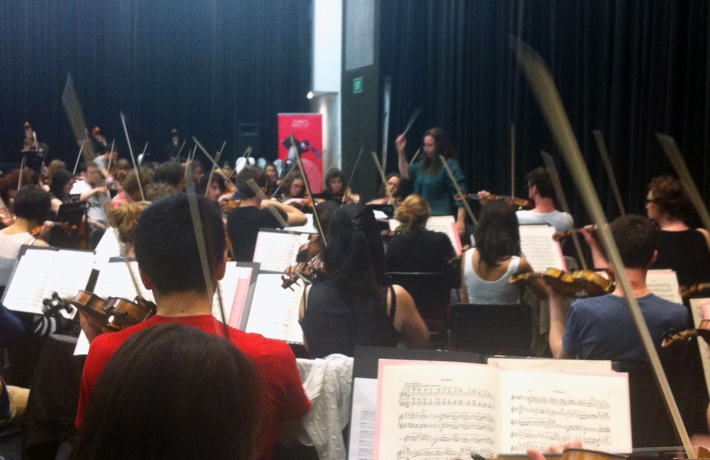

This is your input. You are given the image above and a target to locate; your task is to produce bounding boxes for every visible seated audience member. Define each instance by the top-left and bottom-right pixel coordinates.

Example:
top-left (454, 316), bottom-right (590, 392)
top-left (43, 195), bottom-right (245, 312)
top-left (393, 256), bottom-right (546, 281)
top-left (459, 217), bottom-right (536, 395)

top-left (279, 170), bottom-right (307, 208)
top-left (226, 166), bottom-right (306, 261)
top-left (72, 324), bottom-right (261, 460)
top-left (368, 173), bottom-right (405, 206)
top-left (461, 201), bottom-right (537, 304)
top-left (646, 176), bottom-right (710, 287)
top-left (386, 194), bottom-right (455, 273)
top-left (49, 170), bottom-right (76, 215)
top-left (76, 193), bottom-right (311, 460)
top-left (299, 203), bottom-right (429, 358)
top-left (153, 162), bottom-right (186, 193)
top-left (549, 215), bottom-right (690, 361)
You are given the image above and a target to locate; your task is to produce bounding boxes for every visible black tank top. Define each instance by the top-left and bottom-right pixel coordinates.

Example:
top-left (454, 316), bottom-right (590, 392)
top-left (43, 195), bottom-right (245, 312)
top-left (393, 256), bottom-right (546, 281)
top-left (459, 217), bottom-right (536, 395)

top-left (301, 279), bottom-right (398, 359)
top-left (653, 229), bottom-right (710, 286)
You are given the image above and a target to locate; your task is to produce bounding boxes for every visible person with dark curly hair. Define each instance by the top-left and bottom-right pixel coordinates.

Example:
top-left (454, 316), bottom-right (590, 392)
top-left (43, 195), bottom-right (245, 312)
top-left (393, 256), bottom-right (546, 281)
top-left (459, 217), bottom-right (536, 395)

top-left (646, 176), bottom-right (710, 286)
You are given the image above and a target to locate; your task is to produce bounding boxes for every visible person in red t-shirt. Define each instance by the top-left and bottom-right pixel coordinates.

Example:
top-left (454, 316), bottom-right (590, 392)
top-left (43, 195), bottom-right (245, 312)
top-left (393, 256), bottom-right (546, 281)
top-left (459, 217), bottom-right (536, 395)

top-left (76, 193), bottom-right (311, 460)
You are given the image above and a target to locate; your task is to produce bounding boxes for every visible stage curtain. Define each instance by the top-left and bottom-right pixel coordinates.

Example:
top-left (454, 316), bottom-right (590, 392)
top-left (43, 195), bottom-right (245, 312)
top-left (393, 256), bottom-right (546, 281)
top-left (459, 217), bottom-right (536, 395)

top-left (381, 0), bottom-right (710, 223)
top-left (0, 0), bottom-right (312, 164)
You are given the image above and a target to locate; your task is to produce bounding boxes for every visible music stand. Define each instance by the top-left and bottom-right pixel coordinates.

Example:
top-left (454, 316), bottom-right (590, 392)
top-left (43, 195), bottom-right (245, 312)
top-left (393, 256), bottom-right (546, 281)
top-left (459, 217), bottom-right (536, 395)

top-left (50, 202), bottom-right (89, 248)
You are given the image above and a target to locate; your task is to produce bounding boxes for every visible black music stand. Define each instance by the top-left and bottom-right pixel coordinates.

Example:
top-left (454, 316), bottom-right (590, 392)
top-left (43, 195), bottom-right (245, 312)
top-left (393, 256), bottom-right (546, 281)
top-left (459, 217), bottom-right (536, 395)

top-left (50, 202), bottom-right (89, 249)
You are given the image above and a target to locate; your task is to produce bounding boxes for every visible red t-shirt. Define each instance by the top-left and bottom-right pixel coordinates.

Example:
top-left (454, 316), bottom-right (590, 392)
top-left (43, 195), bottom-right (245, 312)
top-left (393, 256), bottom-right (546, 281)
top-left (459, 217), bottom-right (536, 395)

top-left (76, 315), bottom-right (311, 460)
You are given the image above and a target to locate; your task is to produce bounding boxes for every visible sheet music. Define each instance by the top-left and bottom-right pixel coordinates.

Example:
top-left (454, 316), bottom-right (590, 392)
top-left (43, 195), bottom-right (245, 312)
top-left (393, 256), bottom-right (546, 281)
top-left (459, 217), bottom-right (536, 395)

top-left (293, 213), bottom-right (318, 234)
top-left (74, 331), bottom-right (90, 356)
top-left (225, 266), bottom-right (254, 328)
top-left (375, 361), bottom-right (502, 460)
top-left (92, 227), bottom-right (122, 271)
top-left (4, 249), bottom-right (94, 314)
top-left (487, 358), bottom-right (612, 373)
top-left (519, 225), bottom-right (566, 272)
top-left (212, 263), bottom-right (248, 321)
top-left (93, 260), bottom-right (154, 302)
top-left (689, 298), bottom-right (710, 400)
top-left (245, 273), bottom-right (304, 343)
top-left (252, 231), bottom-right (309, 272)
top-left (646, 270), bottom-right (682, 304)
top-left (500, 369), bottom-right (631, 453)
top-left (349, 378), bottom-right (379, 460)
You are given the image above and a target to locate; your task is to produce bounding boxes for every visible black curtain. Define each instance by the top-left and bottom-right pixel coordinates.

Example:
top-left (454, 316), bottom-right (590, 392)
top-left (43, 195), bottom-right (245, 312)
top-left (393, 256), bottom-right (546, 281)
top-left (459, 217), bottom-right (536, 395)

top-left (381, 0), bottom-right (710, 224)
top-left (0, 0), bottom-right (312, 166)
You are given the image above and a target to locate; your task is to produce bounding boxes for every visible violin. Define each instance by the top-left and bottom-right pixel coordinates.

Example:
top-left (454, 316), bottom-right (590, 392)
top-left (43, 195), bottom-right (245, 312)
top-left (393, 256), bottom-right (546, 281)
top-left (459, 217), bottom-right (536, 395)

top-left (457, 193), bottom-right (534, 209)
top-left (342, 187), bottom-right (360, 204)
top-left (45, 290), bottom-right (156, 331)
top-left (662, 319), bottom-right (710, 347)
top-left (679, 282), bottom-right (710, 298)
top-left (509, 268), bottom-right (614, 299)
top-left (282, 234), bottom-right (325, 289)
top-left (552, 226), bottom-right (599, 242)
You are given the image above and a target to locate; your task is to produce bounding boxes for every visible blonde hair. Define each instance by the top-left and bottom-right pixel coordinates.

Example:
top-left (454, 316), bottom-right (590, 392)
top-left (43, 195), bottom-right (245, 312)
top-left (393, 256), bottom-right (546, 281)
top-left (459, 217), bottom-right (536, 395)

top-left (107, 201), bottom-right (150, 250)
top-left (394, 194), bottom-right (430, 233)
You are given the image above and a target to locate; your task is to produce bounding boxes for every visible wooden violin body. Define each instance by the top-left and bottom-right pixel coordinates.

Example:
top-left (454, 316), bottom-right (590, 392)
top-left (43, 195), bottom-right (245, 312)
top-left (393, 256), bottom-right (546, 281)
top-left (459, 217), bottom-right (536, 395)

top-left (509, 268), bottom-right (614, 299)
top-left (281, 235), bottom-right (325, 289)
top-left (46, 290), bottom-right (156, 331)
top-left (679, 282), bottom-right (710, 298)
top-left (662, 319), bottom-right (710, 347)
top-left (457, 193), bottom-right (534, 209)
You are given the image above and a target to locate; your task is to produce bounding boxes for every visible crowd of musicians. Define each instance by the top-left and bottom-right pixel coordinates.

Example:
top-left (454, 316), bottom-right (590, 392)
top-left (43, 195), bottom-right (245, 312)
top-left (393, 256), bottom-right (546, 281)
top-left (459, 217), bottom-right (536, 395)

top-left (1, 121), bottom-right (710, 459)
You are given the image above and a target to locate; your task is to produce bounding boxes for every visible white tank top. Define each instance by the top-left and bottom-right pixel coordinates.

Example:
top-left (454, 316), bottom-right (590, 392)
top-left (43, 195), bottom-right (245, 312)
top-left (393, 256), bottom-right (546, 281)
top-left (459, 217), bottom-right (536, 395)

top-left (463, 248), bottom-right (521, 304)
top-left (0, 232), bottom-right (34, 259)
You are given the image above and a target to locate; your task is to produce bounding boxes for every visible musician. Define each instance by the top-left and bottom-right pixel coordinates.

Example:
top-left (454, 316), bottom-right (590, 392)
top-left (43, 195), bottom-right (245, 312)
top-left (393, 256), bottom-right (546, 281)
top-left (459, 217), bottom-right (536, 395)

top-left (94, 145), bottom-right (118, 182)
top-left (41, 160), bottom-right (67, 191)
top-left (461, 201), bottom-right (537, 304)
top-left (368, 173), bottom-right (404, 206)
top-left (0, 186), bottom-right (51, 288)
top-left (226, 166), bottom-right (306, 261)
top-left (106, 201), bottom-right (150, 258)
top-left (76, 193), bottom-right (311, 460)
top-left (154, 161), bottom-right (186, 193)
top-left (71, 161), bottom-right (109, 230)
top-left (646, 176), bottom-right (710, 287)
top-left (279, 170), bottom-right (307, 208)
top-left (74, 324), bottom-right (262, 460)
top-left (299, 203), bottom-right (429, 358)
top-left (110, 166), bottom-right (154, 207)
top-left (199, 172), bottom-right (230, 205)
top-left (23, 122), bottom-right (38, 151)
top-left (91, 126), bottom-right (108, 155)
top-left (48, 170), bottom-right (76, 215)
top-left (265, 163), bottom-right (280, 196)
top-left (163, 128), bottom-right (182, 162)
top-left (396, 127), bottom-right (468, 238)
top-left (480, 167), bottom-right (573, 234)
top-left (385, 194), bottom-right (455, 274)
top-left (548, 215), bottom-right (689, 362)
top-left (113, 159), bottom-right (131, 185)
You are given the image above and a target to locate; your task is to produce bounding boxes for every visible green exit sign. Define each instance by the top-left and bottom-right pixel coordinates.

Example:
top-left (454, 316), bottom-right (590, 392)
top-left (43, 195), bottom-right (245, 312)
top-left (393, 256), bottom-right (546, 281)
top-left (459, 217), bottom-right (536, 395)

top-left (353, 77), bottom-right (363, 94)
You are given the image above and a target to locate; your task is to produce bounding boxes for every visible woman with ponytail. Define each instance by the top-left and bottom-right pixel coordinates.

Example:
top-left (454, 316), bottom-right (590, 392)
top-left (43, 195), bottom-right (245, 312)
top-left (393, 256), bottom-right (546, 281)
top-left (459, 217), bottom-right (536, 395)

top-left (299, 203), bottom-right (429, 358)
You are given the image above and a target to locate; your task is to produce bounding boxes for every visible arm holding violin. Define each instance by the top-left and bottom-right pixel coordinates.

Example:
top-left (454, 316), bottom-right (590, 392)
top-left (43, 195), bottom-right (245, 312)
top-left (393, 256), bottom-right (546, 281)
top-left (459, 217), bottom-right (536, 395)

top-left (261, 199), bottom-right (306, 226)
top-left (580, 225), bottom-right (609, 269)
top-left (517, 258), bottom-right (547, 297)
top-left (79, 186), bottom-right (108, 203)
top-left (548, 287), bottom-right (571, 359)
top-left (391, 285), bottom-right (429, 349)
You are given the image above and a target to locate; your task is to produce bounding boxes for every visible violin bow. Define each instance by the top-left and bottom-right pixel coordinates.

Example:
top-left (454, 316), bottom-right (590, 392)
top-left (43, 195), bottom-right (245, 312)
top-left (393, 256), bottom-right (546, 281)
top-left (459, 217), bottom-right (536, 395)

top-left (513, 36), bottom-right (694, 457)
top-left (175, 140), bottom-right (187, 162)
top-left (439, 155), bottom-right (478, 225)
top-left (204, 152), bottom-right (222, 197)
top-left (17, 157), bottom-right (26, 191)
top-left (106, 140), bottom-right (116, 173)
top-left (270, 160), bottom-right (299, 199)
top-left (72, 143), bottom-right (85, 175)
top-left (291, 133), bottom-right (327, 245)
top-left (593, 130), bottom-right (626, 216)
top-left (192, 137), bottom-right (238, 191)
top-left (323, 153), bottom-right (341, 177)
top-left (62, 74), bottom-right (97, 165)
top-left (184, 161), bottom-right (230, 338)
top-left (655, 133), bottom-right (710, 235)
top-left (139, 142), bottom-right (148, 166)
top-left (370, 151), bottom-right (398, 209)
top-left (408, 148), bottom-right (422, 166)
top-left (245, 179), bottom-right (289, 229)
top-left (540, 150), bottom-right (588, 270)
top-left (120, 112), bottom-right (146, 201)
top-left (346, 147), bottom-right (364, 192)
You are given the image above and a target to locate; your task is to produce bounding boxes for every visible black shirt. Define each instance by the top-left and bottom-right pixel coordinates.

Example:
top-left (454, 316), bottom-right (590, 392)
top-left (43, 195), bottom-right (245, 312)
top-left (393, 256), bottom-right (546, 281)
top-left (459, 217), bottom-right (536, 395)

top-left (226, 206), bottom-right (287, 262)
top-left (385, 229), bottom-right (455, 274)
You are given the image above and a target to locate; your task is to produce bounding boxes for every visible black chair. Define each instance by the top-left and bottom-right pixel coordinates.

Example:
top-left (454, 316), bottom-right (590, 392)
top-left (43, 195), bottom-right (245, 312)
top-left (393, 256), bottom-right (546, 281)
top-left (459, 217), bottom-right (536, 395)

top-left (386, 272), bottom-right (454, 349)
top-left (448, 303), bottom-right (533, 356)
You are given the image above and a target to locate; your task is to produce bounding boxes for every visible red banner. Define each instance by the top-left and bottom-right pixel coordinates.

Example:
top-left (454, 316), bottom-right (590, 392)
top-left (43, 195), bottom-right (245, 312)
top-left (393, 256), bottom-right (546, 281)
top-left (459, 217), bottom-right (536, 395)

top-left (277, 113), bottom-right (323, 192)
